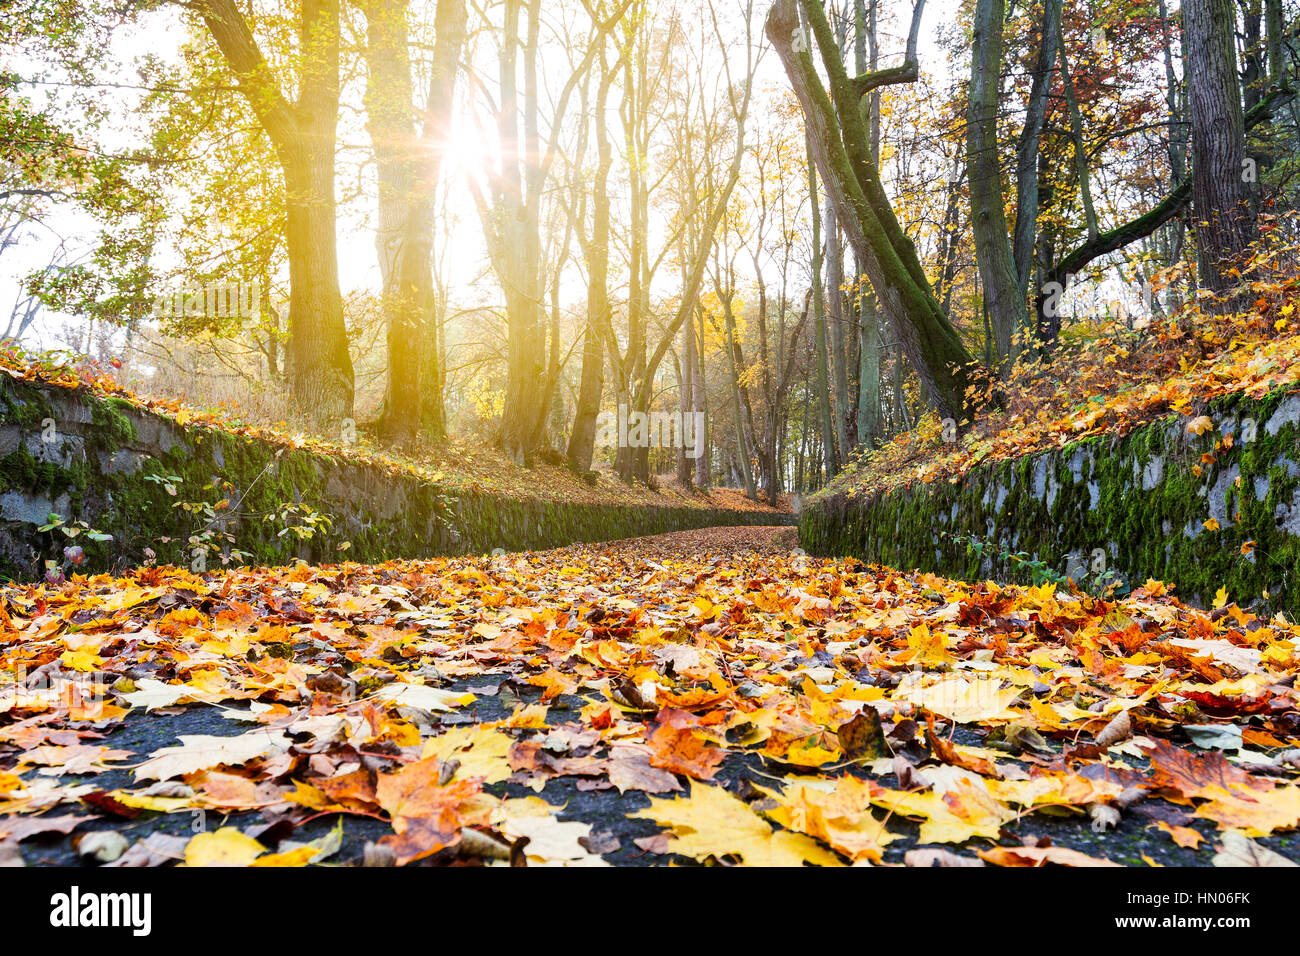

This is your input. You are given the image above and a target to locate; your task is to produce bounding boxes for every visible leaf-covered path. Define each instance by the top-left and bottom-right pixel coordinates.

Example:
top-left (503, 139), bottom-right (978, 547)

top-left (2, 526), bottom-right (1298, 867)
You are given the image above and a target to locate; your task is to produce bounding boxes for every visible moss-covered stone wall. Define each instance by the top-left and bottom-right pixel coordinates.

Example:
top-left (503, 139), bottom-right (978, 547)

top-left (800, 386), bottom-right (1300, 616)
top-left (0, 378), bottom-right (783, 581)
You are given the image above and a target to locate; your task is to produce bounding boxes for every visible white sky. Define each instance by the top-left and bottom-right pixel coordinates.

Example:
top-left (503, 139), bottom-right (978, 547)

top-left (1, 0), bottom-right (963, 352)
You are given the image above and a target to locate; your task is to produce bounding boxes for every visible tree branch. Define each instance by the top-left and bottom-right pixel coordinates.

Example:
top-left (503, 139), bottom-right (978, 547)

top-left (852, 0), bottom-right (925, 98)
top-left (1045, 83), bottom-right (1295, 288)
top-left (195, 0), bottom-right (298, 154)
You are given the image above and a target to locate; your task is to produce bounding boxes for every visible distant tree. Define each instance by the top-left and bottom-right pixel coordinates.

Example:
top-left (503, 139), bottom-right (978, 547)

top-left (358, 0), bottom-right (468, 445)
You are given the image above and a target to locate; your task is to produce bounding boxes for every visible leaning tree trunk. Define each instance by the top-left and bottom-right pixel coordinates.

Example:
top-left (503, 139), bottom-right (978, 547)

top-left (768, 0), bottom-right (977, 422)
top-left (1184, 0), bottom-right (1255, 294)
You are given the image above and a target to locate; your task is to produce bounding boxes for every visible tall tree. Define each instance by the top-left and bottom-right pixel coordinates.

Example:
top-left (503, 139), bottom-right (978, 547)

top-left (1184, 0), bottom-right (1254, 294)
top-left (198, 0), bottom-right (355, 423)
top-left (966, 0), bottom-right (1027, 371)
top-left (360, 0), bottom-right (468, 445)
top-left (768, 0), bottom-right (978, 422)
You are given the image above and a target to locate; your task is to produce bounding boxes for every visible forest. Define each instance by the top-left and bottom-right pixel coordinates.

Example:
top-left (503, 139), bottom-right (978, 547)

top-left (1, 0), bottom-right (1300, 889)
top-left (5, 0), bottom-right (1290, 502)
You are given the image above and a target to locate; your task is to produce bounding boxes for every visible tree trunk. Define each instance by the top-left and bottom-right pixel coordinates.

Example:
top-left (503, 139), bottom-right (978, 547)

top-left (1053, 0), bottom-right (1099, 243)
top-left (1011, 0), bottom-right (1057, 303)
top-left (693, 308), bottom-right (710, 488)
top-left (854, 0), bottom-right (881, 449)
top-left (1158, 0), bottom-right (1188, 280)
top-left (824, 207), bottom-right (854, 452)
top-left (676, 301), bottom-right (696, 487)
top-left (200, 0), bottom-right (355, 425)
top-left (567, 325), bottom-right (605, 474)
top-left (1184, 0), bottom-right (1254, 293)
top-left (966, 0), bottom-right (1027, 373)
top-left (808, 153), bottom-right (840, 478)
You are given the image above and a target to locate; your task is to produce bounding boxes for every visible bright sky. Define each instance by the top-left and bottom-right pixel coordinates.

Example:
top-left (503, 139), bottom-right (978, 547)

top-left (1, 0), bottom-right (964, 353)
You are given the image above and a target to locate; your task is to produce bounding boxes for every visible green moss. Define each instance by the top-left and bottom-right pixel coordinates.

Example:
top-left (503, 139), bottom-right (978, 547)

top-left (0, 440), bottom-right (88, 500)
top-left (0, 376), bottom-right (787, 581)
top-left (89, 396), bottom-right (138, 446)
top-left (0, 380), bottom-right (53, 428)
top-left (802, 384), bottom-right (1300, 616)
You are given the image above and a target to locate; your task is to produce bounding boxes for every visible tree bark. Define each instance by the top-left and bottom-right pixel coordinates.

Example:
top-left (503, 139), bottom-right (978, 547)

top-left (1184, 0), bottom-right (1254, 294)
top-left (199, 0), bottom-right (355, 424)
top-left (966, 0), bottom-right (1028, 372)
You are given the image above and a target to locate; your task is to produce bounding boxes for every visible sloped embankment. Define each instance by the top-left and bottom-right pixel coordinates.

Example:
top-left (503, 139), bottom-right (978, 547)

top-left (0, 375), bottom-right (784, 580)
top-left (800, 385), bottom-right (1300, 616)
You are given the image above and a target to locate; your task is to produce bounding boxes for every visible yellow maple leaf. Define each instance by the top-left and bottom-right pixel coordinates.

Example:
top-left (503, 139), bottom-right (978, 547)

top-left (905, 623), bottom-right (952, 664)
top-left (633, 780), bottom-right (843, 866)
top-left (767, 778), bottom-right (898, 864)
top-left (1195, 785), bottom-right (1300, 837)
top-left (868, 780), bottom-right (1015, 844)
top-left (58, 650), bottom-right (101, 672)
top-left (421, 725), bottom-right (513, 784)
top-left (896, 675), bottom-right (1022, 724)
top-left (183, 827), bottom-right (265, 867)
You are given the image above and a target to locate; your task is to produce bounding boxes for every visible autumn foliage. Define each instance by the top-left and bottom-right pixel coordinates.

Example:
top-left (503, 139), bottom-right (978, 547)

top-left (2, 527), bottom-right (1297, 866)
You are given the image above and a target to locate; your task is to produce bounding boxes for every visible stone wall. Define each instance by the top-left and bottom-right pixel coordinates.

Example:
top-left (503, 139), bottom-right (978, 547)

top-left (0, 377), bottom-right (784, 580)
top-left (799, 385), bottom-right (1300, 615)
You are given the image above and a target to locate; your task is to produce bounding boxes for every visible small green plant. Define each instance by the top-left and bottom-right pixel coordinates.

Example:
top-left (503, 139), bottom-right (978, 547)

top-left (143, 465), bottom-right (345, 570)
top-left (37, 513), bottom-right (112, 583)
top-left (951, 531), bottom-right (1129, 596)
top-left (954, 532), bottom-right (1069, 588)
